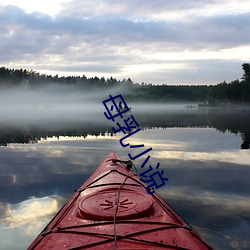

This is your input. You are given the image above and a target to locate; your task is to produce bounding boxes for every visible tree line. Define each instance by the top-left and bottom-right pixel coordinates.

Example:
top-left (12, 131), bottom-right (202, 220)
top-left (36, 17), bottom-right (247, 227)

top-left (0, 63), bottom-right (249, 104)
top-left (208, 63), bottom-right (250, 105)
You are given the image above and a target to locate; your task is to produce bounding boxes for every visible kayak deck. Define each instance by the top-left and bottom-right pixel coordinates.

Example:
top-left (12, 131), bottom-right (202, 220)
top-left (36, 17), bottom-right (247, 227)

top-left (28, 152), bottom-right (213, 249)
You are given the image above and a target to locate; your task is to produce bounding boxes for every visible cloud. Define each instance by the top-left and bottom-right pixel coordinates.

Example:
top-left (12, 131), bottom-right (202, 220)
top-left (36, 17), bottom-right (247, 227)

top-left (0, 1), bottom-right (250, 84)
top-left (58, 0), bottom-right (243, 19)
top-left (3, 4), bottom-right (248, 48)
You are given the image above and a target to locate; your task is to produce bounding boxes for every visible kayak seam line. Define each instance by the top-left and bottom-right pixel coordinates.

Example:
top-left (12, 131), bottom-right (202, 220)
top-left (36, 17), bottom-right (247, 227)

top-left (83, 183), bottom-right (142, 189)
top-left (55, 225), bottom-right (191, 250)
top-left (54, 225), bottom-right (190, 236)
top-left (56, 221), bottom-right (182, 230)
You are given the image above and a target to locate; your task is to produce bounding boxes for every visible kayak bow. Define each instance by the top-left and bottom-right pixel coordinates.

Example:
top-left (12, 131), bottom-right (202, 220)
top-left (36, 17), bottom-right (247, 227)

top-left (28, 152), bottom-right (213, 249)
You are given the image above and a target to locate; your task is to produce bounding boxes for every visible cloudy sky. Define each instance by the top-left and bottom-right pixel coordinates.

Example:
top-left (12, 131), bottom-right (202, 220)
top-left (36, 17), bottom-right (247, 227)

top-left (0, 0), bottom-right (250, 85)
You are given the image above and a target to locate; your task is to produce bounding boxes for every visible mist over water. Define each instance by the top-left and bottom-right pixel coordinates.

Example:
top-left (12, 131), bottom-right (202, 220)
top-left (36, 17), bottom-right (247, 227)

top-left (0, 85), bottom-right (102, 122)
top-left (0, 85), bottom-right (198, 125)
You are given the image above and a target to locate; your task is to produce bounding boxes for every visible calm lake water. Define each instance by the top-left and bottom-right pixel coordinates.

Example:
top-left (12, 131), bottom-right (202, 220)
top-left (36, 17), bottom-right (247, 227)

top-left (0, 104), bottom-right (250, 249)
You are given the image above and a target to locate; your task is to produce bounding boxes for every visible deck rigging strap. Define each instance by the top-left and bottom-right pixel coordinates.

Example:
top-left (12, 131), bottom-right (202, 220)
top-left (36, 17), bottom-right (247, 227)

top-left (113, 169), bottom-right (137, 249)
top-left (112, 159), bottom-right (138, 249)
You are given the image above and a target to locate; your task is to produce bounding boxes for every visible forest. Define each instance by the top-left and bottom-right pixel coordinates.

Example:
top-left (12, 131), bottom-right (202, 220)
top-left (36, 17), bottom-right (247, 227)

top-left (0, 63), bottom-right (250, 104)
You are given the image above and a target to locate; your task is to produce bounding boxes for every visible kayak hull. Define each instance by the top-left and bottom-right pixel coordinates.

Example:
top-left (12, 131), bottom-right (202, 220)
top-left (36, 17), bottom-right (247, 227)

top-left (28, 152), bottom-right (213, 249)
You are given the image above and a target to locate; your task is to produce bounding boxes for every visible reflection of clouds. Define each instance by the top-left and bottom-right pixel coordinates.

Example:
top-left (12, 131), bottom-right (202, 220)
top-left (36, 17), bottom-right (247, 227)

top-left (0, 196), bottom-right (59, 230)
top-left (153, 150), bottom-right (250, 166)
top-left (194, 224), bottom-right (250, 250)
top-left (115, 127), bottom-right (244, 166)
top-left (0, 196), bottom-right (62, 250)
top-left (4, 138), bottom-right (120, 177)
top-left (118, 127), bottom-right (242, 151)
top-left (0, 138), bottom-right (123, 203)
top-left (46, 149), bottom-right (65, 158)
top-left (158, 186), bottom-right (250, 249)
top-left (0, 127), bottom-right (249, 249)
top-left (158, 186), bottom-right (250, 216)
top-left (0, 202), bottom-right (7, 218)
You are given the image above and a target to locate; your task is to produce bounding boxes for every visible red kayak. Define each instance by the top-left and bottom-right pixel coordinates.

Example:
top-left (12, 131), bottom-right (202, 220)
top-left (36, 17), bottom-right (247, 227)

top-left (28, 152), bottom-right (213, 249)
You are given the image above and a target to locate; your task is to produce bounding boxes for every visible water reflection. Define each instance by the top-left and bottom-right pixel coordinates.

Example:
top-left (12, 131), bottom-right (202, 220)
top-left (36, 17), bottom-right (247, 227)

top-left (0, 108), bottom-right (250, 249)
top-left (0, 196), bottom-right (59, 228)
top-left (0, 107), bottom-right (250, 149)
top-left (0, 196), bottom-right (62, 250)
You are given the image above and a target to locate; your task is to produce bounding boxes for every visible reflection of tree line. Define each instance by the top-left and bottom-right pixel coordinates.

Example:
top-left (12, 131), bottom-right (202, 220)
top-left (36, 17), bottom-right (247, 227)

top-left (135, 110), bottom-right (250, 149)
top-left (0, 110), bottom-right (249, 149)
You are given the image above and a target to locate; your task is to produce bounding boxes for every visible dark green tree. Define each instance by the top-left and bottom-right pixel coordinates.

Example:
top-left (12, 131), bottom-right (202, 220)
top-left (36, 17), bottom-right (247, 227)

top-left (242, 63), bottom-right (250, 83)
